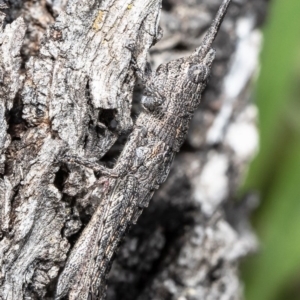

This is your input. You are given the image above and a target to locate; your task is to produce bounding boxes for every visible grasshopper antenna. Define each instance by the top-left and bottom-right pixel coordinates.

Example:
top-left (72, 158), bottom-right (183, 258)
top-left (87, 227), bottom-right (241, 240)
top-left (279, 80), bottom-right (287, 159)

top-left (197, 0), bottom-right (232, 58)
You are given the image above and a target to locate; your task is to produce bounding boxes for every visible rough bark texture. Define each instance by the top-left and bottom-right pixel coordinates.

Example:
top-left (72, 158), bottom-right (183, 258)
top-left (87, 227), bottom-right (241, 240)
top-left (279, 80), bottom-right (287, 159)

top-left (0, 0), bottom-right (268, 299)
top-left (107, 1), bottom-right (269, 299)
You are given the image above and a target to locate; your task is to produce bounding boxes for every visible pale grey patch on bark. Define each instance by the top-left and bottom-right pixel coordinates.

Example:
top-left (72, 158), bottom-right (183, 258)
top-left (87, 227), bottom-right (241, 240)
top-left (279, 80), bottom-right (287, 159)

top-left (0, 16), bottom-right (26, 234)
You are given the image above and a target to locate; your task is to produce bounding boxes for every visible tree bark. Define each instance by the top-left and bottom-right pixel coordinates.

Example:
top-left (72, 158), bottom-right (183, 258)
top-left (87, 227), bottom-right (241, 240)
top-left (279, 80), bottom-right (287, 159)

top-left (107, 1), bottom-right (269, 299)
top-left (0, 0), bottom-right (268, 299)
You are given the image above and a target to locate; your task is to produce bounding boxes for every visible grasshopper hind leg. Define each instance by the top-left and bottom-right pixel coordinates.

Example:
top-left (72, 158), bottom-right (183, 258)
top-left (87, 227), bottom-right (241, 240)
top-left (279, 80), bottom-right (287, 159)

top-left (61, 155), bottom-right (119, 178)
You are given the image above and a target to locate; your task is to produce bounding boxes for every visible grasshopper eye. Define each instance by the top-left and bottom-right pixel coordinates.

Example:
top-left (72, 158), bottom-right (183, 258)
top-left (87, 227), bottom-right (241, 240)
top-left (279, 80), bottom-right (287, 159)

top-left (188, 64), bottom-right (209, 84)
top-left (141, 96), bottom-right (156, 111)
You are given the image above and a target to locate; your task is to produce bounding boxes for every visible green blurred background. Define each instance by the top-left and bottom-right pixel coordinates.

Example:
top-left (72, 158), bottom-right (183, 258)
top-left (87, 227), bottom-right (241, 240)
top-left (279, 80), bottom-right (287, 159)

top-left (241, 0), bottom-right (300, 299)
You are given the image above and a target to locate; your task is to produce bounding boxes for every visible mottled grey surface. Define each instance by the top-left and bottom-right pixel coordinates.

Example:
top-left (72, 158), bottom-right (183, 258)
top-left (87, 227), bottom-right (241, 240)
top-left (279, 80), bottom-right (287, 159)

top-left (56, 2), bottom-right (231, 298)
top-left (107, 0), bottom-right (268, 299)
top-left (0, 0), bottom-right (268, 299)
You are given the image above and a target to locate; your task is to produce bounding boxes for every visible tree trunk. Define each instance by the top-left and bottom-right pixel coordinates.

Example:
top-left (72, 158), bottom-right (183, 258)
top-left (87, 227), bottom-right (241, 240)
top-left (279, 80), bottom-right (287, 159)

top-left (0, 0), bottom-right (268, 299)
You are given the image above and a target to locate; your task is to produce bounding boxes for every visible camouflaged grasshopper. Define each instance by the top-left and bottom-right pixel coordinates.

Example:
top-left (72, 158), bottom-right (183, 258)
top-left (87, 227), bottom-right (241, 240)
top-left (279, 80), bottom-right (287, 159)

top-left (56, 0), bottom-right (231, 299)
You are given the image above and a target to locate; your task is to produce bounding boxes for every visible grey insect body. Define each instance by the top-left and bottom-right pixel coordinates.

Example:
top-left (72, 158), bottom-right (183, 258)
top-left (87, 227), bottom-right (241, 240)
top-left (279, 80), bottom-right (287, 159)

top-left (56, 0), bottom-right (231, 299)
